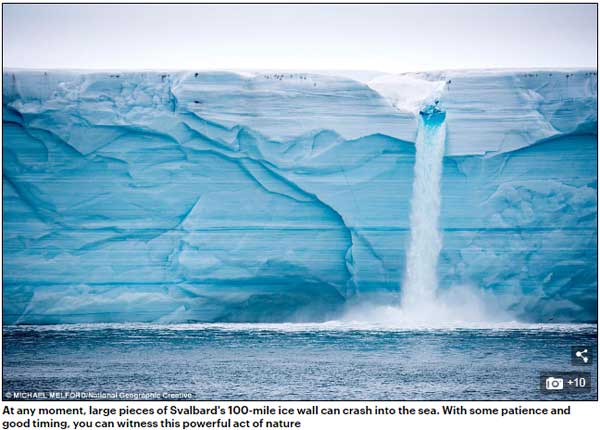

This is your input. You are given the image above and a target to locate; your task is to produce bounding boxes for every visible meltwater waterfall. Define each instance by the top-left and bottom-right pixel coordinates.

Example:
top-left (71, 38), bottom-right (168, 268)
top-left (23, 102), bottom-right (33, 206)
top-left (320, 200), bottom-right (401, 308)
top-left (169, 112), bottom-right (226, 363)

top-left (402, 103), bottom-right (447, 309)
top-left (3, 71), bottom-right (596, 325)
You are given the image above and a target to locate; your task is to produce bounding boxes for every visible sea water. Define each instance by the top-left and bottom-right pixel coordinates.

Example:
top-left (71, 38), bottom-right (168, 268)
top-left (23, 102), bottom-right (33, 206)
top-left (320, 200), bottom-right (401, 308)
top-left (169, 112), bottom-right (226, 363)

top-left (3, 323), bottom-right (597, 400)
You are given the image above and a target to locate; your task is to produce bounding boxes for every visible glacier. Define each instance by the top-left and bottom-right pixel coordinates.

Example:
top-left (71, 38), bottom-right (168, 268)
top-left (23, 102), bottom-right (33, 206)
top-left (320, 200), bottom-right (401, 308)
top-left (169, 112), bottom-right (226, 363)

top-left (2, 69), bottom-right (597, 324)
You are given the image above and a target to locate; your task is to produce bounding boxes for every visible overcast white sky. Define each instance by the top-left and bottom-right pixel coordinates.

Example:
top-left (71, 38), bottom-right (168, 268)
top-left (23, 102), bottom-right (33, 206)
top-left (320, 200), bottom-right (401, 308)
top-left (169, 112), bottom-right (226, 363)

top-left (2, 4), bottom-right (597, 72)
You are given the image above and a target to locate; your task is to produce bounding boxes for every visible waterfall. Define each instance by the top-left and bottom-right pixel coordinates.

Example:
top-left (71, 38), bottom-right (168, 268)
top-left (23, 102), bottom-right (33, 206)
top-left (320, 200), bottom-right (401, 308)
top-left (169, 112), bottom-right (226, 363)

top-left (402, 104), bottom-right (447, 309)
top-left (340, 100), bottom-right (513, 326)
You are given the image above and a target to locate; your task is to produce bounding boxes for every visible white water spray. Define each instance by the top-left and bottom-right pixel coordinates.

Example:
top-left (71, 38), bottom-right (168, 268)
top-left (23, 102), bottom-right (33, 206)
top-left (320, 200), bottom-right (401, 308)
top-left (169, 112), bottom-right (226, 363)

top-left (402, 106), bottom-right (447, 310)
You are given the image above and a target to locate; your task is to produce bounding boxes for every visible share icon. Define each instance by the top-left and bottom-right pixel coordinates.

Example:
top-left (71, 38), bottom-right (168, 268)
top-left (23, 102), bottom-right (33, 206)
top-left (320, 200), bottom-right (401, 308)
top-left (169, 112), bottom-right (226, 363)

top-left (571, 346), bottom-right (593, 366)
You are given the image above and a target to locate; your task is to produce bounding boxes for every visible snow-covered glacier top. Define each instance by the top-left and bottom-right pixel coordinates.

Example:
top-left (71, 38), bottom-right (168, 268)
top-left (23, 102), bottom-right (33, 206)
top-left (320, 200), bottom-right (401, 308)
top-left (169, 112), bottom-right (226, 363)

top-left (368, 68), bottom-right (597, 154)
top-left (3, 68), bottom-right (597, 155)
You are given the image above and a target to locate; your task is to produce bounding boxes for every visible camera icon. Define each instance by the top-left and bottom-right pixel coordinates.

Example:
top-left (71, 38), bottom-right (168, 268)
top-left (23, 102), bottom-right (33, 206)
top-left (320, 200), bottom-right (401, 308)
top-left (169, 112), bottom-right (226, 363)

top-left (545, 377), bottom-right (564, 390)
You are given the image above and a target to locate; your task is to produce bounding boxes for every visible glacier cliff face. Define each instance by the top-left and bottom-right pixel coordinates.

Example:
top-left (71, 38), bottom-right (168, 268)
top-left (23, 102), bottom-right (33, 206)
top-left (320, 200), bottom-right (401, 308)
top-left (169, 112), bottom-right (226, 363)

top-left (2, 69), bottom-right (597, 324)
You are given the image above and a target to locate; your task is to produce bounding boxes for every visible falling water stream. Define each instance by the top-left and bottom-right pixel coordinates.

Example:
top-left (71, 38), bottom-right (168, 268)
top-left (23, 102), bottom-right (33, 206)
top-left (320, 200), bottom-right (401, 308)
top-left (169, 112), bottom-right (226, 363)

top-left (402, 104), bottom-right (447, 309)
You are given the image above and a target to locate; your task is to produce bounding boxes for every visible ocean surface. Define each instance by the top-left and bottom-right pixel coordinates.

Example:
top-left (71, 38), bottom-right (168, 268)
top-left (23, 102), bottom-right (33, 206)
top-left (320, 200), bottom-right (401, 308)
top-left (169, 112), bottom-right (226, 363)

top-left (3, 323), bottom-right (597, 400)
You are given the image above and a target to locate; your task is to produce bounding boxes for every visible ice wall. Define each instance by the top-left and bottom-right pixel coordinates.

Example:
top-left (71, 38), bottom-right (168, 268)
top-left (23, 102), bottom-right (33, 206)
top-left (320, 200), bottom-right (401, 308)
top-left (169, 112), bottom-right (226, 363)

top-left (2, 69), bottom-right (597, 324)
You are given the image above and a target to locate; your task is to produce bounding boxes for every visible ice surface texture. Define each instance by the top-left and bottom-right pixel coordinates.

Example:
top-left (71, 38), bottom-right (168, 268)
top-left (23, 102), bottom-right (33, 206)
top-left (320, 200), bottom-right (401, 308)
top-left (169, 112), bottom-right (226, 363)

top-left (2, 70), bottom-right (597, 324)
